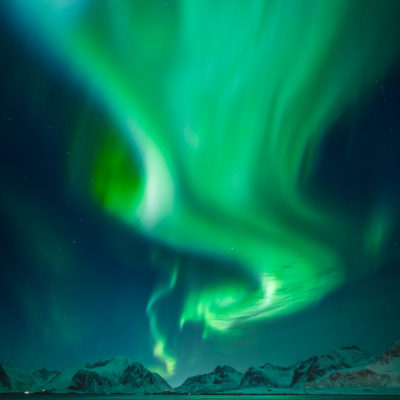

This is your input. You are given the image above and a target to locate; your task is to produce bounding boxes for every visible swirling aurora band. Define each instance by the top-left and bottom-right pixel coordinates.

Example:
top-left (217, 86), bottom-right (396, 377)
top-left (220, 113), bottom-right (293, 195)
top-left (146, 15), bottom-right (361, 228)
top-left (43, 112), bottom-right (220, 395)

top-left (10, 0), bottom-right (400, 377)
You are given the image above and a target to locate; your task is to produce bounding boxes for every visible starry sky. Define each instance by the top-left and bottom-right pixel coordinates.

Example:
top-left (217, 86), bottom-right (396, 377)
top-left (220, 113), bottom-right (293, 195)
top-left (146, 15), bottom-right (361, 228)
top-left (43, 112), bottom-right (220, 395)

top-left (1, 0), bottom-right (400, 387)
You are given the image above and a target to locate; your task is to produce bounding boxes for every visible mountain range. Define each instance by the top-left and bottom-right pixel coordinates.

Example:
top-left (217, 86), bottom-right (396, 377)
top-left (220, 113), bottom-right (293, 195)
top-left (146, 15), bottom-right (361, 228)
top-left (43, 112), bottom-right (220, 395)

top-left (0, 356), bottom-right (171, 394)
top-left (1, 340), bottom-right (399, 394)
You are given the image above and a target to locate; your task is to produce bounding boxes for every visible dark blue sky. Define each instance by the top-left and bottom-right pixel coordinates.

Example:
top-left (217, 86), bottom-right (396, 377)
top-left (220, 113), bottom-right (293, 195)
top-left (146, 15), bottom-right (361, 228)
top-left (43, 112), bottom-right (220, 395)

top-left (1, 1), bottom-right (400, 387)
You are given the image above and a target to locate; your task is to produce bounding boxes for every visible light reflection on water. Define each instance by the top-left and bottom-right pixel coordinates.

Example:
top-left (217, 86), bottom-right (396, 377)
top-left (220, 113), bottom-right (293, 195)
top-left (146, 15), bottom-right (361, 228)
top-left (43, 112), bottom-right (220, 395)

top-left (0, 395), bottom-right (399, 400)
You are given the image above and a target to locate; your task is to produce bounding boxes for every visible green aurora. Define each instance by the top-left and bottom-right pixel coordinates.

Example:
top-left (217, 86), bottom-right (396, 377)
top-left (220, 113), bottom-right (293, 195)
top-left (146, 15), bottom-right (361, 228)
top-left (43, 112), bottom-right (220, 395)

top-left (9, 0), bottom-right (400, 377)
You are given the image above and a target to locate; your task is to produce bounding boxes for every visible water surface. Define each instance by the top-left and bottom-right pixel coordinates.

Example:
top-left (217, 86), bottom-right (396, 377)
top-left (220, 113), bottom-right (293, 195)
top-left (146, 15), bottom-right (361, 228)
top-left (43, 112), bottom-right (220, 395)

top-left (1, 395), bottom-right (399, 400)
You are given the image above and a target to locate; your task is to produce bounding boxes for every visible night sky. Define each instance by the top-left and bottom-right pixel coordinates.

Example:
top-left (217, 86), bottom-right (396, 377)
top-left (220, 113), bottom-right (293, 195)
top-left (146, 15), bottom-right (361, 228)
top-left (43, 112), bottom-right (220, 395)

top-left (1, 0), bottom-right (400, 387)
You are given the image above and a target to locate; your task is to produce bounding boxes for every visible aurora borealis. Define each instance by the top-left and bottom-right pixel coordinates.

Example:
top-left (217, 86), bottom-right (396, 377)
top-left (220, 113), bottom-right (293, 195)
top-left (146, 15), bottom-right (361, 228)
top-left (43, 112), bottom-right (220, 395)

top-left (1, 0), bottom-right (400, 386)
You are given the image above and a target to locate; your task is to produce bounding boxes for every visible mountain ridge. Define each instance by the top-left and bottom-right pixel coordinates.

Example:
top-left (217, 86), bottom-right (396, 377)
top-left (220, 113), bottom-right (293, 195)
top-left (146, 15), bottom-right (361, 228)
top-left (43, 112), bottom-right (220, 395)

top-left (1, 340), bottom-right (399, 394)
top-left (175, 340), bottom-right (399, 394)
top-left (176, 365), bottom-right (243, 393)
top-left (309, 340), bottom-right (400, 390)
top-left (0, 356), bottom-right (171, 394)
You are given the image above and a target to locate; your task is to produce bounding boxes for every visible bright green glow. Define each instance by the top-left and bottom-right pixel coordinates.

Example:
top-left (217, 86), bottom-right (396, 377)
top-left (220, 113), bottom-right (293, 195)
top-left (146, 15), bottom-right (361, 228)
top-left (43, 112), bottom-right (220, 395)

top-left (92, 128), bottom-right (143, 220)
top-left (11, 0), bottom-right (400, 376)
top-left (146, 266), bottom-right (178, 376)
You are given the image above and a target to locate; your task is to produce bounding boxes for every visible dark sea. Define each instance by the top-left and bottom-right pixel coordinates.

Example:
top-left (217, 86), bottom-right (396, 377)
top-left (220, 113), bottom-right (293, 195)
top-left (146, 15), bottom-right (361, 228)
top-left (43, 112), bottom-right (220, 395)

top-left (1, 395), bottom-right (399, 400)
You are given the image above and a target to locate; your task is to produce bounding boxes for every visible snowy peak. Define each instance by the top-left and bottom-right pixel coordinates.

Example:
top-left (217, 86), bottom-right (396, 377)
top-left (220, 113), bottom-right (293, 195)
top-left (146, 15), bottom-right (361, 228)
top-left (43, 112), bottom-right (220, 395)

top-left (214, 365), bottom-right (238, 375)
top-left (309, 368), bottom-right (392, 389)
top-left (240, 345), bottom-right (374, 390)
top-left (372, 340), bottom-right (400, 373)
top-left (0, 364), bottom-right (57, 393)
top-left (309, 340), bottom-right (400, 390)
top-left (240, 363), bottom-right (293, 388)
top-left (291, 345), bottom-right (374, 387)
top-left (331, 345), bottom-right (376, 367)
top-left (241, 366), bottom-right (280, 388)
top-left (176, 365), bottom-right (243, 393)
top-left (83, 356), bottom-right (144, 376)
top-left (213, 365), bottom-right (242, 380)
top-left (259, 363), bottom-right (293, 387)
top-left (65, 357), bottom-right (170, 394)
top-left (0, 358), bottom-right (170, 394)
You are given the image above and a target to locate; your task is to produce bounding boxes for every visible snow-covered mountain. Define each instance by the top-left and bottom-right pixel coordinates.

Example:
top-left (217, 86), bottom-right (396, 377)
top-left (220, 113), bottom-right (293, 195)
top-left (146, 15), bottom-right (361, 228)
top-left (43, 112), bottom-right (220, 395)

top-left (173, 344), bottom-right (394, 394)
top-left (371, 339), bottom-right (400, 373)
top-left (240, 363), bottom-right (293, 388)
top-left (239, 345), bottom-right (374, 390)
top-left (176, 365), bottom-right (243, 393)
top-left (310, 340), bottom-right (400, 390)
top-left (1, 340), bottom-right (399, 394)
top-left (0, 364), bottom-right (56, 393)
top-left (0, 357), bottom-right (171, 394)
top-left (291, 345), bottom-right (375, 387)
